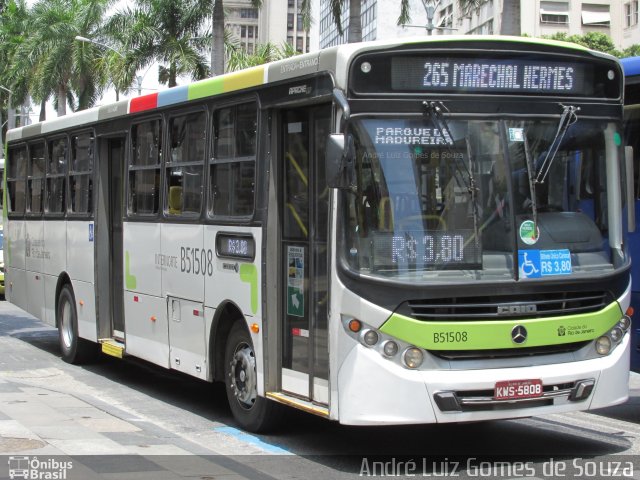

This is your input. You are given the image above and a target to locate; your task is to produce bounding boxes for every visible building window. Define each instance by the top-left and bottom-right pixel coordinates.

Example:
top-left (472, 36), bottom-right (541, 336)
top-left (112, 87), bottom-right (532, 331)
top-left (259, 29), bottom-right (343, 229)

top-left (581, 4), bottom-right (610, 26)
top-left (129, 120), bottom-right (161, 216)
top-left (288, 13), bottom-right (294, 29)
top-left (540, 1), bottom-right (569, 24)
top-left (626, 1), bottom-right (638, 27)
top-left (70, 132), bottom-right (94, 215)
top-left (209, 102), bottom-right (257, 218)
top-left (166, 111), bottom-right (206, 217)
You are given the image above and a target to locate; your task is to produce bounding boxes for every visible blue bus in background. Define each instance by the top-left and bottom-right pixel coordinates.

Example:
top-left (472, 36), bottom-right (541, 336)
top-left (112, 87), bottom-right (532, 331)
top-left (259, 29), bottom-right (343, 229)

top-left (622, 56), bottom-right (640, 372)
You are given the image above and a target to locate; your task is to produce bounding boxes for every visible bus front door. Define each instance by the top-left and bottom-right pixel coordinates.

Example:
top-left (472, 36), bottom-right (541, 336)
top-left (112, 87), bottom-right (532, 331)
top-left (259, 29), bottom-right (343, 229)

top-left (280, 105), bottom-right (331, 404)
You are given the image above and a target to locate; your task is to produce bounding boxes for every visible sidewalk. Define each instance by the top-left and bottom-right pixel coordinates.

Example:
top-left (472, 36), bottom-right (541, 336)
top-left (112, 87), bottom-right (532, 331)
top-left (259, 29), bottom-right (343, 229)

top-left (0, 376), bottom-right (267, 480)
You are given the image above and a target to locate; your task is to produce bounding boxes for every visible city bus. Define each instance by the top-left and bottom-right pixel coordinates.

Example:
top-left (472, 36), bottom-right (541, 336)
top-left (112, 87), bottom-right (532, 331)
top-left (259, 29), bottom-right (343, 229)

top-left (4, 36), bottom-right (634, 432)
top-left (621, 56), bottom-right (640, 372)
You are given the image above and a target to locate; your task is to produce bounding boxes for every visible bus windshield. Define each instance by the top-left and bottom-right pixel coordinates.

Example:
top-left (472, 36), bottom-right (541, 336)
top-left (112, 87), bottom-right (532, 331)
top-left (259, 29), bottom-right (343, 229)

top-left (342, 117), bottom-right (618, 281)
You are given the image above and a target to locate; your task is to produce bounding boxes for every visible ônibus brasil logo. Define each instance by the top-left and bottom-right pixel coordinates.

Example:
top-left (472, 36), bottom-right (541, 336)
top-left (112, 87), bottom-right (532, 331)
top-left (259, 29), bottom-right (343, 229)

top-left (8, 456), bottom-right (73, 480)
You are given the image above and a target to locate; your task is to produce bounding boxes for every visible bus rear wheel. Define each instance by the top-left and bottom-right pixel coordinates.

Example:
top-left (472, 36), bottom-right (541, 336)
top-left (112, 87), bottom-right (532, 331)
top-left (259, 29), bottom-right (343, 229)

top-left (224, 321), bottom-right (281, 432)
top-left (57, 284), bottom-right (96, 364)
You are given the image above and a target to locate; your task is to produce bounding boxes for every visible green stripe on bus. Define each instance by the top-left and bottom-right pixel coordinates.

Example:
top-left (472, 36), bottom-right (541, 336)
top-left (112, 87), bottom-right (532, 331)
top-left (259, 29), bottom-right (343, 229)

top-left (188, 77), bottom-right (225, 101)
top-left (379, 302), bottom-right (622, 350)
top-left (125, 251), bottom-right (137, 290)
top-left (239, 263), bottom-right (258, 315)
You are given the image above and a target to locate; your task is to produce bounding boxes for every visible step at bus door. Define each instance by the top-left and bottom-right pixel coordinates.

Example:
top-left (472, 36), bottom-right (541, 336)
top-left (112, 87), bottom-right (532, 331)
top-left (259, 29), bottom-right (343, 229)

top-left (96, 136), bottom-right (125, 341)
top-left (279, 105), bottom-right (331, 404)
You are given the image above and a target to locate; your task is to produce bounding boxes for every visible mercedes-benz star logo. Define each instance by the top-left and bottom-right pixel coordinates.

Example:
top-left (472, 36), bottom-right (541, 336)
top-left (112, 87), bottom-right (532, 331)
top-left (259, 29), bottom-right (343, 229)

top-left (511, 325), bottom-right (528, 344)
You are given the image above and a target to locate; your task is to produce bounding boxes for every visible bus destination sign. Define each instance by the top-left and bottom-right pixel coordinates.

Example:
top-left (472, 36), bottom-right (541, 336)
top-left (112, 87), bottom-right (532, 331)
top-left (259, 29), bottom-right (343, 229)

top-left (391, 57), bottom-right (589, 95)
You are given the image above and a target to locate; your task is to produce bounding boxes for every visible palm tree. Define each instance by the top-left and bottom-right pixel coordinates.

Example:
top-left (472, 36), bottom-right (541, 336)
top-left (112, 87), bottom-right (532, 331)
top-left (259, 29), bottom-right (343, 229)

top-left (9, 0), bottom-right (111, 117)
top-left (107, 0), bottom-right (211, 88)
top-left (226, 42), bottom-right (299, 72)
top-left (210, 0), bottom-right (263, 75)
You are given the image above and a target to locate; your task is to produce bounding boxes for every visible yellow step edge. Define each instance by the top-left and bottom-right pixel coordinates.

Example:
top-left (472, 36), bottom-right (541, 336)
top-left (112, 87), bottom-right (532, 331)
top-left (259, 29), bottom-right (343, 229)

top-left (266, 392), bottom-right (329, 418)
top-left (100, 339), bottom-right (124, 359)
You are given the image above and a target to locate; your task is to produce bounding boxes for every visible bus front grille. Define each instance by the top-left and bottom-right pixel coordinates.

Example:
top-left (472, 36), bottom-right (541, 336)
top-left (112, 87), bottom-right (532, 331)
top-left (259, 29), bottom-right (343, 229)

top-left (405, 291), bottom-right (609, 321)
top-left (431, 341), bottom-right (590, 361)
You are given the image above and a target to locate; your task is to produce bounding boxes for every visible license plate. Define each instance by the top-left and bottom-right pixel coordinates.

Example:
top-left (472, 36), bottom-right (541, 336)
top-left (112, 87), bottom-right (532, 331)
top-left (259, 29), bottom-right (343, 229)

top-left (494, 379), bottom-right (543, 400)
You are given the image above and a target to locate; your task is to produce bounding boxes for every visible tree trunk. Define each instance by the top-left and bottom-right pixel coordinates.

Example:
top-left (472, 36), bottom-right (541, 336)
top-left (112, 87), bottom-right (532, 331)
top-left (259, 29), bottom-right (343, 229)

top-left (169, 62), bottom-right (177, 88)
top-left (211, 0), bottom-right (225, 75)
top-left (500, 0), bottom-right (520, 35)
top-left (57, 85), bottom-right (67, 117)
top-left (39, 98), bottom-right (46, 122)
top-left (348, 0), bottom-right (362, 43)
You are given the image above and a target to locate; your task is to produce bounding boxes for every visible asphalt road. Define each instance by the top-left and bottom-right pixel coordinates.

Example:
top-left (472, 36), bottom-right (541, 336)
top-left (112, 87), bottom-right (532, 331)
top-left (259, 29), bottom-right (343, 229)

top-left (1, 299), bottom-right (640, 479)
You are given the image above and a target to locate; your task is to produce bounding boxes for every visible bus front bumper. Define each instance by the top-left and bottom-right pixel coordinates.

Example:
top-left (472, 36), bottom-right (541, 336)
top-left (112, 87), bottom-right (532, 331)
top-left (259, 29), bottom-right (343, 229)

top-left (336, 336), bottom-right (629, 425)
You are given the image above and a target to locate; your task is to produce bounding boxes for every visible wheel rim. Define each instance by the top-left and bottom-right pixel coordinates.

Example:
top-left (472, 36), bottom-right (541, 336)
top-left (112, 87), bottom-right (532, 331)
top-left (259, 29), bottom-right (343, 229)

top-left (60, 298), bottom-right (73, 349)
top-left (229, 341), bottom-right (257, 410)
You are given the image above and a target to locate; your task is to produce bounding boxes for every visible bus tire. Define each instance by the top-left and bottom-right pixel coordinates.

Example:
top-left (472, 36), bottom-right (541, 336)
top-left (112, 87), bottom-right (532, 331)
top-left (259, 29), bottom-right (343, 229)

top-left (57, 284), bottom-right (96, 364)
top-left (224, 320), bottom-right (282, 432)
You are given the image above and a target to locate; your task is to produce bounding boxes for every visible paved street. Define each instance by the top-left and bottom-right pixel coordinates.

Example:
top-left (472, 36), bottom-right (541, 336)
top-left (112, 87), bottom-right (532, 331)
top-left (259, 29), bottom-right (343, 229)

top-left (2, 300), bottom-right (640, 479)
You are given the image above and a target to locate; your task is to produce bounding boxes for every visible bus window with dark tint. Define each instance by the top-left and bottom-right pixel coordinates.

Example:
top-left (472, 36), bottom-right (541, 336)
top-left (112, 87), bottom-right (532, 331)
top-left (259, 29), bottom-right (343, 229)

top-left (7, 145), bottom-right (27, 215)
top-left (27, 141), bottom-right (45, 215)
top-left (209, 102), bottom-right (256, 218)
top-left (130, 119), bottom-right (162, 216)
top-left (47, 137), bottom-right (67, 214)
top-left (70, 132), bottom-right (94, 214)
top-left (166, 111), bottom-right (206, 217)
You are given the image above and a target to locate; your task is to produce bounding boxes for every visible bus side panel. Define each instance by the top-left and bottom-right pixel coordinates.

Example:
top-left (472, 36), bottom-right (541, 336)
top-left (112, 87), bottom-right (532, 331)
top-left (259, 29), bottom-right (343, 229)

top-left (203, 226), bottom-right (262, 318)
top-left (123, 222), bottom-right (162, 297)
top-left (123, 291), bottom-right (170, 367)
top-left (24, 220), bottom-right (45, 320)
top-left (66, 221), bottom-right (94, 284)
top-left (43, 274), bottom-right (57, 327)
top-left (204, 226), bottom-right (263, 390)
top-left (43, 220), bottom-right (67, 277)
top-left (24, 220), bottom-right (44, 274)
top-left (72, 279), bottom-right (97, 342)
top-left (6, 268), bottom-right (26, 311)
top-left (7, 219), bottom-right (26, 271)
top-left (160, 224), bottom-right (204, 302)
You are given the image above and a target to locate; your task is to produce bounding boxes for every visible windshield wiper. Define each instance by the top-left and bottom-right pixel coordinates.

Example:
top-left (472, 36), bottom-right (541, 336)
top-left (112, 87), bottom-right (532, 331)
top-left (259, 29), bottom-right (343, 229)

top-left (423, 101), bottom-right (480, 249)
top-left (535, 104), bottom-right (579, 184)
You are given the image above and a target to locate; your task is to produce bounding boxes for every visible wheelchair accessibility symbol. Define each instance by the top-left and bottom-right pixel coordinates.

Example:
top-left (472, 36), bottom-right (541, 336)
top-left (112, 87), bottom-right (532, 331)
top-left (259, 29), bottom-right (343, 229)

top-left (518, 250), bottom-right (542, 278)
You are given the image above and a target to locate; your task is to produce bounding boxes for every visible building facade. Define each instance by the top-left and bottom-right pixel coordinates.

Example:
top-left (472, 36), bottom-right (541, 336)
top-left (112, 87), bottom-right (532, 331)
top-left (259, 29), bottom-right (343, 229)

top-left (311, 0), bottom-right (633, 51)
top-left (226, 0), bottom-right (311, 54)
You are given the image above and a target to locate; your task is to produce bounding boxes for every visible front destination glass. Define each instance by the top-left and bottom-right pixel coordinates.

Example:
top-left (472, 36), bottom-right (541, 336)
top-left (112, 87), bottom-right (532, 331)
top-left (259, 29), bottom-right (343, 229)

top-left (342, 117), bottom-right (620, 281)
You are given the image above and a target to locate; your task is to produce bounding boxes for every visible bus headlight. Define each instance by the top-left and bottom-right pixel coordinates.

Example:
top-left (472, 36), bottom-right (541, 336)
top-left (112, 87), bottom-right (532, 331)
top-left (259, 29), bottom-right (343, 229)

top-left (610, 327), bottom-right (624, 343)
top-left (596, 336), bottom-right (612, 355)
top-left (382, 340), bottom-right (399, 357)
top-left (362, 329), bottom-right (379, 347)
top-left (619, 315), bottom-right (632, 331)
top-left (403, 347), bottom-right (424, 369)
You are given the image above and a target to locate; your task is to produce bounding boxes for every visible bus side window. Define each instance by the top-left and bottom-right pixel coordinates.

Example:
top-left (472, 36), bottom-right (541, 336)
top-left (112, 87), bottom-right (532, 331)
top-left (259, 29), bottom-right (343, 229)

top-left (166, 110), bottom-right (206, 217)
top-left (129, 120), bottom-right (162, 216)
top-left (27, 141), bottom-right (45, 215)
top-left (47, 137), bottom-right (68, 214)
top-left (70, 132), bottom-right (94, 215)
top-left (208, 101), bottom-right (257, 218)
top-left (7, 145), bottom-right (27, 215)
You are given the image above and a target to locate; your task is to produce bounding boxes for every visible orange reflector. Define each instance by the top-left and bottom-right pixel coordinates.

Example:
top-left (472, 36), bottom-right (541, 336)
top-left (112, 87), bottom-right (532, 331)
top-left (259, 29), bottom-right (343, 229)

top-left (628, 307), bottom-right (635, 317)
top-left (134, 296), bottom-right (139, 302)
top-left (193, 309), bottom-right (200, 317)
top-left (150, 316), bottom-right (157, 322)
top-left (251, 323), bottom-right (260, 334)
top-left (348, 319), bottom-right (362, 332)
top-left (79, 300), bottom-right (84, 306)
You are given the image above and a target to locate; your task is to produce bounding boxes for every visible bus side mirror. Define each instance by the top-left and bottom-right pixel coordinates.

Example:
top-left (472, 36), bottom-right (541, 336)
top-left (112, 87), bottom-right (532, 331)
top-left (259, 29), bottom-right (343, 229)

top-left (626, 146), bottom-right (636, 233)
top-left (326, 133), bottom-right (355, 189)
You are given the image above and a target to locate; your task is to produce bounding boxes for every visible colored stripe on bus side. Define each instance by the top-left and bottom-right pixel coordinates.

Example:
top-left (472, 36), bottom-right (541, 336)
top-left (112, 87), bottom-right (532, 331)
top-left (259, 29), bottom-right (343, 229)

top-left (130, 92), bottom-right (158, 113)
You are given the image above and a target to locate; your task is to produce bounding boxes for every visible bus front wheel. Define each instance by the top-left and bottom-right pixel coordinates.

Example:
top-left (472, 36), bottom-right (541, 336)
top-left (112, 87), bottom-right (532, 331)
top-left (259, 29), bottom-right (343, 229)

top-left (224, 321), bottom-right (281, 432)
top-left (57, 284), bottom-right (96, 364)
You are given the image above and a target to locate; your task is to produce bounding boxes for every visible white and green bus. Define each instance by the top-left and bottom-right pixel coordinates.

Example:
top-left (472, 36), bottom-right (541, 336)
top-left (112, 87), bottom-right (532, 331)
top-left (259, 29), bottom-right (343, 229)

top-left (4, 36), bottom-right (634, 431)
